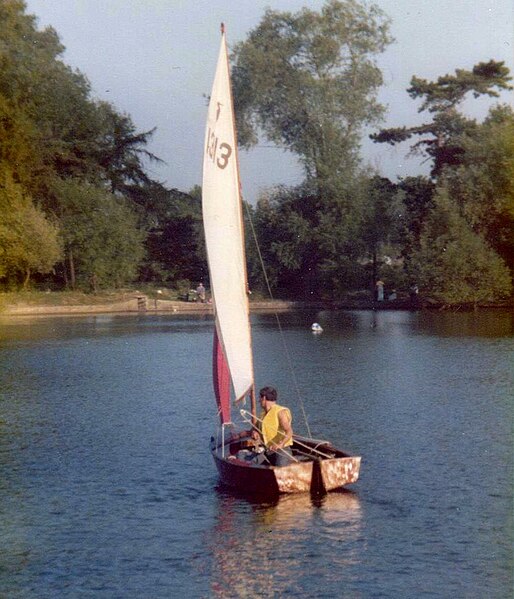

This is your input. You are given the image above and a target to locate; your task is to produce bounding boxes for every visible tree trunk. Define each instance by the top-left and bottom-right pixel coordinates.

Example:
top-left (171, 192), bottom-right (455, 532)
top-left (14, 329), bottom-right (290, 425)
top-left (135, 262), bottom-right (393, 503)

top-left (62, 262), bottom-right (69, 287)
top-left (23, 268), bottom-right (31, 289)
top-left (90, 273), bottom-right (98, 294)
top-left (372, 247), bottom-right (377, 299)
top-left (68, 249), bottom-right (76, 290)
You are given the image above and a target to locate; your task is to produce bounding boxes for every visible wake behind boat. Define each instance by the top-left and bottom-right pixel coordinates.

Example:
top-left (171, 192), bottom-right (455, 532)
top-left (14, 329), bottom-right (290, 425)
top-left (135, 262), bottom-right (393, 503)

top-left (202, 26), bottom-right (361, 496)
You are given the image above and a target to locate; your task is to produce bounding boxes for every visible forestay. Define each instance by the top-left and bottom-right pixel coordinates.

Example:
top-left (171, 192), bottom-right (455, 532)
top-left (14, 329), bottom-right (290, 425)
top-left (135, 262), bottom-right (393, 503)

top-left (202, 30), bottom-right (254, 405)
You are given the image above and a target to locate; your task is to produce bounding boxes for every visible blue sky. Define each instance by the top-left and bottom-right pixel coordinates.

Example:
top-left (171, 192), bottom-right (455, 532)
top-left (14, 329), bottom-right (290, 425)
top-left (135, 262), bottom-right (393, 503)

top-left (24, 0), bottom-right (513, 201)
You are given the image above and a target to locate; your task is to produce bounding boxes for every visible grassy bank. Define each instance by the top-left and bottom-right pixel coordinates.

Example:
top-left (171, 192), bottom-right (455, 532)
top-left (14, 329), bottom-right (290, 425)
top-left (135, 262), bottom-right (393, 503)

top-left (1, 290), bottom-right (137, 307)
top-left (0, 289), bottom-right (186, 316)
top-left (1, 289), bottom-right (512, 317)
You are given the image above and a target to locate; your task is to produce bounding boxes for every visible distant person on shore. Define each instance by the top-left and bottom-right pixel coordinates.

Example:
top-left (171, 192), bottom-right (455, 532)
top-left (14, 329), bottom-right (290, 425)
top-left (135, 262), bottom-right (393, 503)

top-left (376, 279), bottom-right (384, 302)
top-left (196, 282), bottom-right (206, 303)
top-left (251, 386), bottom-right (294, 467)
top-left (409, 284), bottom-right (419, 305)
top-left (388, 289), bottom-right (397, 301)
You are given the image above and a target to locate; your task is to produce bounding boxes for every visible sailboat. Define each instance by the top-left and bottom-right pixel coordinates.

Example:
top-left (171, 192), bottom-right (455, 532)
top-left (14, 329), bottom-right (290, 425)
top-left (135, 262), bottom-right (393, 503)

top-left (202, 26), bottom-right (361, 495)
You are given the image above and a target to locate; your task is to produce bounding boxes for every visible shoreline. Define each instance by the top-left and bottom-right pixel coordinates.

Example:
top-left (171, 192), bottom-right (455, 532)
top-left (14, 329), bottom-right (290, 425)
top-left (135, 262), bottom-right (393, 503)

top-left (1, 294), bottom-right (511, 317)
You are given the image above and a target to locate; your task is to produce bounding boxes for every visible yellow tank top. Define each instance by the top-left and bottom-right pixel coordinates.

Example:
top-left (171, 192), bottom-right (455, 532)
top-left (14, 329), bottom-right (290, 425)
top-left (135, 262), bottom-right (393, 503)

top-left (260, 404), bottom-right (293, 448)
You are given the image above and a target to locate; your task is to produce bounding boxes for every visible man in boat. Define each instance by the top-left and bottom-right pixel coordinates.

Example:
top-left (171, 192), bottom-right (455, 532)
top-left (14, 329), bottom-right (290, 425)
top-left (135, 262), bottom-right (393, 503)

top-left (251, 386), bottom-right (294, 466)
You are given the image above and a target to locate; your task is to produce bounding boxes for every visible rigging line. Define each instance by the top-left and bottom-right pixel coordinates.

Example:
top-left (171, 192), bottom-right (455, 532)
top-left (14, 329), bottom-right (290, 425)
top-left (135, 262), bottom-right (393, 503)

top-left (242, 199), bottom-right (312, 438)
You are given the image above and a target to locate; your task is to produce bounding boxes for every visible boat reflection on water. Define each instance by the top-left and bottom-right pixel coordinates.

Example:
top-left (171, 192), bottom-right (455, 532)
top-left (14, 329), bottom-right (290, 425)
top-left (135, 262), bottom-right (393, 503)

top-left (207, 488), bottom-right (362, 597)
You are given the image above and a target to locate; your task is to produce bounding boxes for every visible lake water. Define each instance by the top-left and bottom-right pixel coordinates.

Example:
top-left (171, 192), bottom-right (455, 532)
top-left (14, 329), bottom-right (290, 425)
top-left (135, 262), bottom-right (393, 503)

top-left (0, 309), bottom-right (512, 598)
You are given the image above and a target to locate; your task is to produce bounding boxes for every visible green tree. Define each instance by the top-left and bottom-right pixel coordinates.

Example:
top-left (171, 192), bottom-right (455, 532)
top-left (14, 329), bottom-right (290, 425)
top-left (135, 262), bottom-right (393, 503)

top-left (359, 176), bottom-right (403, 286)
top-left (141, 185), bottom-right (207, 284)
top-left (232, 0), bottom-right (392, 191)
top-left (93, 102), bottom-right (163, 196)
top-left (52, 179), bottom-right (144, 289)
top-left (390, 176), bottom-right (436, 283)
top-left (442, 105), bottom-right (514, 271)
top-left (409, 188), bottom-right (511, 304)
top-left (0, 167), bottom-right (62, 288)
top-left (0, 1), bottom-right (99, 194)
top-left (0, 1), bottom-right (181, 289)
top-left (232, 1), bottom-right (392, 298)
top-left (250, 181), bottom-right (367, 298)
top-left (249, 187), bottom-right (316, 296)
top-left (371, 60), bottom-right (512, 175)
top-left (371, 61), bottom-right (513, 301)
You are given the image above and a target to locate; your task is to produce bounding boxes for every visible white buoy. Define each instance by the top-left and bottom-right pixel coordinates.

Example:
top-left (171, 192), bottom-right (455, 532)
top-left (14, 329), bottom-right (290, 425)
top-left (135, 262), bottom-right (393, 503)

top-left (311, 322), bottom-right (323, 333)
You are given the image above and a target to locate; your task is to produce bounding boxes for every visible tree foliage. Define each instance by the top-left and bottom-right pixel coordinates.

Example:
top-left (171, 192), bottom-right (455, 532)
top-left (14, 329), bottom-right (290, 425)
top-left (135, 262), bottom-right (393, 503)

top-left (369, 58), bottom-right (513, 303)
top-left (249, 181), bottom-right (368, 297)
top-left (371, 60), bottom-right (513, 175)
top-left (409, 188), bottom-right (512, 304)
top-left (1, 1), bottom-right (512, 304)
top-left (0, 1), bottom-right (190, 290)
top-left (232, 0), bottom-right (392, 189)
top-left (51, 179), bottom-right (145, 289)
top-left (441, 105), bottom-right (514, 271)
top-left (232, 0), bottom-right (392, 298)
top-left (141, 185), bottom-right (207, 284)
top-left (93, 103), bottom-right (163, 196)
top-left (0, 167), bottom-right (62, 287)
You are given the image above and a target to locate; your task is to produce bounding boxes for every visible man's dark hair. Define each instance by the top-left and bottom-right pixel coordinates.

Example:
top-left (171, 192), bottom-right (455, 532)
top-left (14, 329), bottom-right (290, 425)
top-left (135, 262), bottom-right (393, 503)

top-left (259, 386), bottom-right (277, 402)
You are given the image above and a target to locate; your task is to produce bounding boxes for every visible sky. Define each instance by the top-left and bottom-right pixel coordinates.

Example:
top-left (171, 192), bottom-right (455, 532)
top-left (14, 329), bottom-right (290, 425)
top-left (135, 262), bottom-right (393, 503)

top-left (24, 0), bottom-right (514, 202)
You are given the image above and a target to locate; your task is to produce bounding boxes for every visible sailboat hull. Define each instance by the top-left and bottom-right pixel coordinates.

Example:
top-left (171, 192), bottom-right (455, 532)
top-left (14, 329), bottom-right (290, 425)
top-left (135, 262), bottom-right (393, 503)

top-left (211, 436), bottom-right (361, 495)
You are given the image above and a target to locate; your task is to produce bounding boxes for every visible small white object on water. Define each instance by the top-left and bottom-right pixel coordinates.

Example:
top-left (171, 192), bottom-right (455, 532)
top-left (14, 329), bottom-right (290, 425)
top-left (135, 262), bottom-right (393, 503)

top-left (311, 322), bottom-right (323, 333)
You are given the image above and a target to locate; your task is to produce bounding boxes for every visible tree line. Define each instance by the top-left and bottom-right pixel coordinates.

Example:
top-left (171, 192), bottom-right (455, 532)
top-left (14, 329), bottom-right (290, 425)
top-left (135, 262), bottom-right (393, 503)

top-left (1, 0), bottom-right (512, 305)
top-left (234, 2), bottom-right (513, 304)
top-left (0, 0), bottom-right (206, 292)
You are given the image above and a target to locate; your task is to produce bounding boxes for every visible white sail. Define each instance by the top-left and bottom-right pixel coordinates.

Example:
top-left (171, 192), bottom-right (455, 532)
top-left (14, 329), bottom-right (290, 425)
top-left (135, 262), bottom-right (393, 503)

top-left (202, 31), bottom-right (254, 402)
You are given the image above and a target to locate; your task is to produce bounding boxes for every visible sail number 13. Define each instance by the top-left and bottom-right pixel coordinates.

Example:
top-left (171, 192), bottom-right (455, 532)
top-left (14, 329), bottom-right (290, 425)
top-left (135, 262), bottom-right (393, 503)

top-left (206, 127), bottom-right (232, 170)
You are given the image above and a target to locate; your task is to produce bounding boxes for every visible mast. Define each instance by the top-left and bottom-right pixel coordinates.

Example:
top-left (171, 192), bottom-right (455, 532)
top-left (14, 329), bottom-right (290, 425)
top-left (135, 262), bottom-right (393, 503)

top-left (221, 23), bottom-right (257, 421)
top-left (203, 25), bottom-right (256, 421)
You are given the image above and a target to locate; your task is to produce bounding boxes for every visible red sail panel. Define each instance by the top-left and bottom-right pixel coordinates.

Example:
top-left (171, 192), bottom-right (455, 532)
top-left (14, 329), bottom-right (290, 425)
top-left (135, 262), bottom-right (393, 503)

top-left (213, 329), bottom-right (231, 424)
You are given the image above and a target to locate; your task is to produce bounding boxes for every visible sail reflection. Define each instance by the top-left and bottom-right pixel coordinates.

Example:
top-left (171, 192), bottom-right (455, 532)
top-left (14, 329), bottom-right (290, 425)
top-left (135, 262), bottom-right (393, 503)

top-left (208, 489), bottom-right (362, 597)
